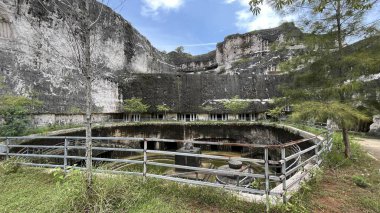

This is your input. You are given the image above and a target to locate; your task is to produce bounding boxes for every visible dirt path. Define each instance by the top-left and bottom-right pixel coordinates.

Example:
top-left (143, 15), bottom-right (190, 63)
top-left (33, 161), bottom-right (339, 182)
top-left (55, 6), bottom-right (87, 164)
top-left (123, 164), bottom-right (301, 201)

top-left (356, 137), bottom-right (380, 160)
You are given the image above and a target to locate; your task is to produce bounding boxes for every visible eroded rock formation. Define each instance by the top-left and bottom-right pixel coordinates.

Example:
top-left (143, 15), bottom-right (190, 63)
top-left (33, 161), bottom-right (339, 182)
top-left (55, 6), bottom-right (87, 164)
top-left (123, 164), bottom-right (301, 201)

top-left (0, 0), bottom-right (300, 116)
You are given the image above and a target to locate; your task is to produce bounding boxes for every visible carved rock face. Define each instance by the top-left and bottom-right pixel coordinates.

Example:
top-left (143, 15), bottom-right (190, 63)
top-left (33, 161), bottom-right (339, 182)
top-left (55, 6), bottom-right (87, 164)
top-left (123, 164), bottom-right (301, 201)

top-left (0, 2), bottom-right (12, 39)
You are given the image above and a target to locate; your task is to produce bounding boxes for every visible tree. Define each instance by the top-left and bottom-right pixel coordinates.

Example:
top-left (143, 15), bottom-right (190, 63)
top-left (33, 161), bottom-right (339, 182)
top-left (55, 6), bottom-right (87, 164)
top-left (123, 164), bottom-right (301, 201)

top-left (0, 95), bottom-right (42, 136)
top-left (250, 0), bottom-right (379, 52)
top-left (222, 96), bottom-right (250, 116)
top-left (156, 104), bottom-right (171, 119)
top-left (249, 0), bottom-right (378, 158)
top-left (175, 46), bottom-right (185, 54)
top-left (291, 101), bottom-right (369, 157)
top-left (27, 0), bottom-right (106, 188)
top-left (124, 98), bottom-right (150, 114)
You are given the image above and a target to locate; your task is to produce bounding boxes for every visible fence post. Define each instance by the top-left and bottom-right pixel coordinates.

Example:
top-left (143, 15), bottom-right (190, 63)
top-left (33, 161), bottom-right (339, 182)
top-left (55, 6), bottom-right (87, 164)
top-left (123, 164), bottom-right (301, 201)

top-left (264, 148), bottom-right (270, 212)
top-left (315, 140), bottom-right (320, 165)
top-left (281, 147), bottom-right (287, 203)
top-left (143, 139), bottom-right (147, 182)
top-left (5, 137), bottom-right (9, 160)
top-left (327, 130), bottom-right (332, 151)
top-left (64, 138), bottom-right (68, 175)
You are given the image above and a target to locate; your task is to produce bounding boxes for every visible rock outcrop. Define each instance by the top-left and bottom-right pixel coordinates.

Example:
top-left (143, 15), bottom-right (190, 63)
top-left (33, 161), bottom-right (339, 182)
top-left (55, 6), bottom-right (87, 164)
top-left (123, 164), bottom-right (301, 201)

top-left (167, 23), bottom-right (304, 74)
top-left (369, 115), bottom-right (380, 136)
top-left (0, 0), bottom-right (175, 113)
top-left (0, 0), bottom-right (300, 115)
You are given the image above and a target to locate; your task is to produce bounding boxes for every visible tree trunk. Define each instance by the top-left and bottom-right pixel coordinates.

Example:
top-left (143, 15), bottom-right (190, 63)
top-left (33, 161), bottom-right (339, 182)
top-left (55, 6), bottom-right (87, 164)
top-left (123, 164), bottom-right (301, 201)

top-left (336, 0), bottom-right (343, 53)
top-left (336, 0), bottom-right (350, 159)
top-left (84, 0), bottom-right (93, 190)
top-left (342, 125), bottom-right (351, 158)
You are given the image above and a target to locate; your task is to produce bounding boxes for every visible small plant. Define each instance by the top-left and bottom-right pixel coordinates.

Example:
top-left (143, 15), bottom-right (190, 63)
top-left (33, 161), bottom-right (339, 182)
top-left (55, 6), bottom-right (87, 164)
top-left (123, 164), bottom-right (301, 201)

top-left (251, 178), bottom-right (262, 189)
top-left (156, 104), bottom-right (170, 113)
top-left (222, 96), bottom-right (250, 114)
top-left (0, 157), bottom-right (23, 174)
top-left (52, 168), bottom-right (65, 184)
top-left (156, 104), bottom-right (171, 119)
top-left (352, 175), bottom-right (371, 188)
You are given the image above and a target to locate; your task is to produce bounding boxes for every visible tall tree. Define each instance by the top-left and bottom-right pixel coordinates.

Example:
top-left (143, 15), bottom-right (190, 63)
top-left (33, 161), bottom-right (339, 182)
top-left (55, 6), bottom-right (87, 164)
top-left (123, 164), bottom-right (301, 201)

top-left (27, 0), bottom-right (105, 187)
top-left (249, 0), bottom-right (378, 158)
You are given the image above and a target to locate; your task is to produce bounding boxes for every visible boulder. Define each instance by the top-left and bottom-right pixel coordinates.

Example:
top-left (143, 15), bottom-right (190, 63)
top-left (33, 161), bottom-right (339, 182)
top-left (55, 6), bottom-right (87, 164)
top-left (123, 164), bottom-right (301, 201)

top-left (369, 115), bottom-right (380, 137)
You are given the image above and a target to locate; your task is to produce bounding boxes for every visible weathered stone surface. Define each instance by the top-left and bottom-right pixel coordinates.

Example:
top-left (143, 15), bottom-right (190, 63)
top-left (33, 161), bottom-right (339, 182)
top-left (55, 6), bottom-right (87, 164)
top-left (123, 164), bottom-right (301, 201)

top-left (369, 115), bottom-right (380, 136)
top-left (0, 0), bottom-right (175, 113)
top-left (0, 0), bottom-right (297, 115)
top-left (168, 23), bottom-right (304, 74)
top-left (120, 73), bottom-right (287, 113)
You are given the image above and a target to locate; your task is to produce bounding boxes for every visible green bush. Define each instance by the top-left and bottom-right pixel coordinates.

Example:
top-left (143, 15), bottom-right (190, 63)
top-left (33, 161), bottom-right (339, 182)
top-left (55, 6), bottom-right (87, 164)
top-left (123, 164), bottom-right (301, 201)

top-left (0, 95), bottom-right (42, 136)
top-left (323, 132), bottom-right (366, 168)
top-left (352, 175), bottom-right (371, 188)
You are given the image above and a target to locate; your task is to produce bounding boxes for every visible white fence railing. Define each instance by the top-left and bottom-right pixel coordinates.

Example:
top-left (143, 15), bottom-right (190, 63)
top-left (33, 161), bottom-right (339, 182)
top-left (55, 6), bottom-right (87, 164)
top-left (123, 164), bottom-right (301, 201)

top-left (0, 131), bottom-right (333, 206)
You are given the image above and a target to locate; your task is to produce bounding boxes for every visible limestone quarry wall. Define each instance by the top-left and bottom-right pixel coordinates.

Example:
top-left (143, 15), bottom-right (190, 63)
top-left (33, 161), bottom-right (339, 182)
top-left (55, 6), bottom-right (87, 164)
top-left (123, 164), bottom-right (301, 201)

top-left (170, 23), bottom-right (304, 74)
top-left (0, 0), bottom-right (291, 119)
top-left (0, 0), bottom-right (175, 114)
top-left (120, 73), bottom-right (286, 113)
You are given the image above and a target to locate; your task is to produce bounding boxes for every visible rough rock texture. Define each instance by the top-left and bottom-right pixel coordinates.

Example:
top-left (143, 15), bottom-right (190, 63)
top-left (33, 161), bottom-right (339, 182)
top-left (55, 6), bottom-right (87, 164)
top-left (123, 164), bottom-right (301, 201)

top-left (369, 115), bottom-right (380, 136)
top-left (167, 50), bottom-right (217, 73)
top-left (120, 73), bottom-right (287, 113)
top-left (0, 0), bottom-right (175, 113)
top-left (0, 0), bottom-right (297, 115)
top-left (169, 23), bottom-right (304, 74)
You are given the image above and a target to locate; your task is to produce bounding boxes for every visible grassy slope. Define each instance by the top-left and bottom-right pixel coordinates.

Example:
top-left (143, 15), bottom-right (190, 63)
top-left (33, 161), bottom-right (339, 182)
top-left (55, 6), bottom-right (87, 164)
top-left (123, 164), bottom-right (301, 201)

top-left (0, 167), bottom-right (268, 213)
top-left (285, 133), bottom-right (380, 213)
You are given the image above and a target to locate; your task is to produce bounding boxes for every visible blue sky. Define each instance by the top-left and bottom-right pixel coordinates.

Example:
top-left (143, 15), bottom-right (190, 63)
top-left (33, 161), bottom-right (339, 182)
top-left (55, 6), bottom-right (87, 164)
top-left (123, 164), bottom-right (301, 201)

top-left (105, 0), bottom-right (379, 55)
top-left (105, 0), bottom-right (294, 55)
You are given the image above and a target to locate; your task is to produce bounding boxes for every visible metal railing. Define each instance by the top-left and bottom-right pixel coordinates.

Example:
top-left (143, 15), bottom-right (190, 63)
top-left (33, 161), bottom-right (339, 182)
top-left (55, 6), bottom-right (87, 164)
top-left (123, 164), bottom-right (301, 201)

top-left (0, 130), bottom-right (333, 204)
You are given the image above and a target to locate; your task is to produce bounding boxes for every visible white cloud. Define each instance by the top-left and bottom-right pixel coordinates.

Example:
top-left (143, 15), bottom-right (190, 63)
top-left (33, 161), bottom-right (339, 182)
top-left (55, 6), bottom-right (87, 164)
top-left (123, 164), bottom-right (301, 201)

top-left (229, 0), bottom-right (295, 31)
top-left (141, 0), bottom-right (185, 18)
top-left (224, 0), bottom-right (238, 3)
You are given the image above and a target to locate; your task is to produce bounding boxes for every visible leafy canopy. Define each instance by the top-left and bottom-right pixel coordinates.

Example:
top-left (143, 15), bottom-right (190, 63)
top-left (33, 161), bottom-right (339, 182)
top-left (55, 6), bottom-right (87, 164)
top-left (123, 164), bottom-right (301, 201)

top-left (156, 104), bottom-right (171, 112)
top-left (123, 98), bottom-right (149, 114)
top-left (222, 96), bottom-right (250, 114)
top-left (291, 101), bottom-right (370, 128)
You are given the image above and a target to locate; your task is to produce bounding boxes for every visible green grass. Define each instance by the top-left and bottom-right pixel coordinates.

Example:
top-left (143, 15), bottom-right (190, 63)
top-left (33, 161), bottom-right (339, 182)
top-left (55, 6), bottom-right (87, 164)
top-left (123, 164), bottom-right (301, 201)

top-left (25, 124), bottom-right (83, 135)
top-left (275, 127), bottom-right (380, 213)
top-left (0, 165), bottom-right (270, 213)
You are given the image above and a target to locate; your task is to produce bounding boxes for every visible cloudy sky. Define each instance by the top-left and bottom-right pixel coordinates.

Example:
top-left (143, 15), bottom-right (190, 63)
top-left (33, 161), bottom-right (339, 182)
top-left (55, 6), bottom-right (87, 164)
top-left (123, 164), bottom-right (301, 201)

top-left (106, 0), bottom-right (378, 55)
top-left (106, 0), bottom-right (292, 55)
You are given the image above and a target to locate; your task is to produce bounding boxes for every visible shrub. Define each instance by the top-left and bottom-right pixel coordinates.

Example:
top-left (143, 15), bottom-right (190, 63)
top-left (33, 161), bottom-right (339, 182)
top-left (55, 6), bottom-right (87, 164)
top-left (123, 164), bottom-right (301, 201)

top-left (123, 98), bottom-right (149, 113)
top-left (352, 175), bottom-right (371, 188)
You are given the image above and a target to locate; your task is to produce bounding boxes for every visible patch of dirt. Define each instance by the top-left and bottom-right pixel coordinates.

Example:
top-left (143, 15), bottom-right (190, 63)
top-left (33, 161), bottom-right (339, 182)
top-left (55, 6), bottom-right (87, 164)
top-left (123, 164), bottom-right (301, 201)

top-left (308, 155), bottom-right (380, 213)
